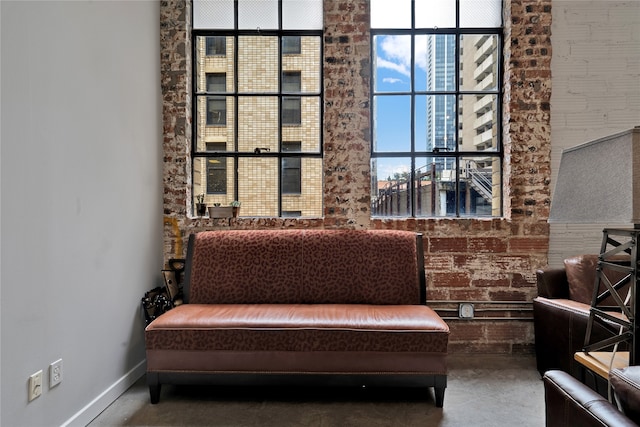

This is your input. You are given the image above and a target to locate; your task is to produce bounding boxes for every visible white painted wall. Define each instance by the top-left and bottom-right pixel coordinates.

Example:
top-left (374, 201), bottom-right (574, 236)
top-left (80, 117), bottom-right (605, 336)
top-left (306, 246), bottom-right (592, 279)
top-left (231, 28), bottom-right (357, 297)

top-left (0, 1), bottom-right (162, 426)
top-left (549, 1), bottom-right (640, 267)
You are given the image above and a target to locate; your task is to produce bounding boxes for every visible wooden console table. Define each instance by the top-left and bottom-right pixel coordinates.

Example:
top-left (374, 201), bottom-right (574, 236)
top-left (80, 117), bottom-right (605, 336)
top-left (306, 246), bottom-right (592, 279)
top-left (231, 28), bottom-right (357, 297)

top-left (575, 351), bottom-right (629, 379)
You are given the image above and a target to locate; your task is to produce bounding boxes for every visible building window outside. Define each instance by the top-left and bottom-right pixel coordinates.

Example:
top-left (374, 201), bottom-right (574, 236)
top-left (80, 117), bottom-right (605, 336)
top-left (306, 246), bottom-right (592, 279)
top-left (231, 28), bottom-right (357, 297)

top-left (282, 142), bottom-right (302, 194)
top-left (370, 0), bottom-right (503, 218)
top-left (206, 142), bottom-right (227, 194)
top-left (282, 36), bottom-right (301, 54)
top-left (192, 0), bottom-right (323, 217)
top-left (206, 36), bottom-right (226, 56)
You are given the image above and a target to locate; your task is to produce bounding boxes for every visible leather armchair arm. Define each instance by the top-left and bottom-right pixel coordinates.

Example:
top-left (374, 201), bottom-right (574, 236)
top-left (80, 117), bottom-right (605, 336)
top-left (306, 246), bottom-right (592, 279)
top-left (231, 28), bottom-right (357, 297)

top-left (610, 366), bottom-right (640, 425)
top-left (536, 268), bottom-right (569, 299)
top-left (543, 370), bottom-right (636, 427)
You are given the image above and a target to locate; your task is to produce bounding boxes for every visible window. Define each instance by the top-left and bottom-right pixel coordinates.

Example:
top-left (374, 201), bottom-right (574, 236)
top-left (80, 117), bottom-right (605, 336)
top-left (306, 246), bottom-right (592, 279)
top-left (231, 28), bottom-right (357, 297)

top-left (282, 36), bottom-right (301, 54)
top-left (206, 73), bottom-right (226, 92)
top-left (192, 0), bottom-right (323, 218)
top-left (370, 0), bottom-right (503, 218)
top-left (206, 98), bottom-right (226, 125)
top-left (206, 36), bottom-right (226, 56)
top-left (206, 142), bottom-right (227, 194)
top-left (282, 142), bottom-right (301, 194)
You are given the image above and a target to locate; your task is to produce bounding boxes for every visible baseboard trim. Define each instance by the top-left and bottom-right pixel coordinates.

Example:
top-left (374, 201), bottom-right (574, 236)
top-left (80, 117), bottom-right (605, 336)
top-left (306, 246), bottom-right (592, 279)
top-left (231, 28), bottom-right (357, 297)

top-left (61, 359), bottom-right (147, 427)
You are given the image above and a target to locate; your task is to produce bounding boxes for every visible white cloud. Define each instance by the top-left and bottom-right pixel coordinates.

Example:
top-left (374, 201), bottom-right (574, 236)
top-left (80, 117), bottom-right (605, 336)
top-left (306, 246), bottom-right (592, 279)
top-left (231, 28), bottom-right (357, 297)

top-left (377, 35), bottom-right (429, 77)
top-left (376, 57), bottom-right (409, 77)
top-left (383, 77), bottom-right (403, 84)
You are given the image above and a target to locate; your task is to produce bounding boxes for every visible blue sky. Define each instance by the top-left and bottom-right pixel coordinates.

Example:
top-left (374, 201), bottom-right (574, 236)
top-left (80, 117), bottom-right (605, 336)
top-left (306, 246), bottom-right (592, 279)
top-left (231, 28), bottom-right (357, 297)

top-left (373, 35), bottom-right (431, 182)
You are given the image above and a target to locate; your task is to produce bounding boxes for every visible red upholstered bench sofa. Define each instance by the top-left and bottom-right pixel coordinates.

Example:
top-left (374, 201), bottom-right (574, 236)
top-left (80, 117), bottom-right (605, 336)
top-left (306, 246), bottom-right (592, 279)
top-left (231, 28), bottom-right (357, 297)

top-left (145, 229), bottom-right (449, 407)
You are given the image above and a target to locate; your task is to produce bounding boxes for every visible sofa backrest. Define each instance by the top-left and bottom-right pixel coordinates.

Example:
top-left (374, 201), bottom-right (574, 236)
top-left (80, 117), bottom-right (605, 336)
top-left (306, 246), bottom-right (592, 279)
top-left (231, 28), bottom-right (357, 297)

top-left (184, 229), bottom-right (425, 305)
top-left (564, 254), bottom-right (631, 305)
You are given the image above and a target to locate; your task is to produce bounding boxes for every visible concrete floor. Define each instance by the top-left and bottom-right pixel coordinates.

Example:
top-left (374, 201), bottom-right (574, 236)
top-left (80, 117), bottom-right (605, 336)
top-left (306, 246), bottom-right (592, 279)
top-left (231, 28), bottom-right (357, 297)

top-left (88, 354), bottom-right (545, 427)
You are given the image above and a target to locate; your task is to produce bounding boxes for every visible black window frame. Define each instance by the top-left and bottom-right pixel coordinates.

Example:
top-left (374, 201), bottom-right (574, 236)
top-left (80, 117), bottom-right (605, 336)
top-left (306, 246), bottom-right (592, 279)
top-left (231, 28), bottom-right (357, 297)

top-left (370, 2), bottom-right (504, 219)
top-left (191, 2), bottom-right (323, 218)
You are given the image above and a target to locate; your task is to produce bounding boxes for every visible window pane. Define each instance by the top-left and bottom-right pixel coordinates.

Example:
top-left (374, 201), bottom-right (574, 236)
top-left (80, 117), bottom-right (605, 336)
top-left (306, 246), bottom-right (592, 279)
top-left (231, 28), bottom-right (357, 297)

top-left (460, 156), bottom-right (501, 217)
top-left (282, 71), bottom-right (301, 93)
top-left (415, 0), bottom-right (456, 29)
top-left (206, 157), bottom-right (227, 194)
top-left (460, 0), bottom-right (502, 28)
top-left (413, 158), bottom-right (439, 217)
top-left (206, 73), bottom-right (226, 92)
top-left (193, 0), bottom-right (234, 29)
top-left (373, 95), bottom-right (411, 152)
top-left (459, 94), bottom-right (499, 152)
top-left (422, 156), bottom-right (457, 217)
top-left (282, 0), bottom-right (323, 30)
top-left (206, 97), bottom-right (226, 125)
top-left (282, 156), bottom-right (301, 194)
top-left (282, 97), bottom-right (301, 125)
top-left (193, 157), bottom-right (235, 204)
top-left (371, 157), bottom-right (412, 217)
top-left (373, 35), bottom-right (411, 93)
top-left (195, 36), bottom-right (234, 93)
top-left (238, 157), bottom-right (279, 216)
top-left (282, 157), bottom-right (323, 217)
top-left (238, 96), bottom-right (279, 152)
top-left (282, 97), bottom-right (321, 152)
top-left (414, 34), bottom-right (456, 92)
top-left (238, 36), bottom-right (278, 93)
top-left (415, 95), bottom-right (456, 152)
top-left (371, 0), bottom-right (411, 29)
top-left (239, 0), bottom-right (278, 30)
top-left (460, 35), bottom-right (499, 92)
top-left (195, 96), bottom-right (235, 152)
top-left (282, 37), bottom-right (321, 93)
top-left (282, 36), bottom-right (301, 54)
top-left (206, 36), bottom-right (226, 56)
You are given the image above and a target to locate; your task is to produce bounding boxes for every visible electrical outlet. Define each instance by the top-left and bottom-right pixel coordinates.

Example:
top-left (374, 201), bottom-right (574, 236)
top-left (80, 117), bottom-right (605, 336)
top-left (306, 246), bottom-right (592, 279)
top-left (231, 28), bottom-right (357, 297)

top-left (49, 359), bottom-right (63, 388)
top-left (459, 303), bottom-right (475, 319)
top-left (28, 370), bottom-right (43, 401)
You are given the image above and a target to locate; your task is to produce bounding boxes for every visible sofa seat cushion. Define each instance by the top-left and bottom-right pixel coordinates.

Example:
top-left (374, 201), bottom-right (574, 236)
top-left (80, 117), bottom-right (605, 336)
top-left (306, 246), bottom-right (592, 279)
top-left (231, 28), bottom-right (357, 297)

top-left (146, 304), bottom-right (449, 353)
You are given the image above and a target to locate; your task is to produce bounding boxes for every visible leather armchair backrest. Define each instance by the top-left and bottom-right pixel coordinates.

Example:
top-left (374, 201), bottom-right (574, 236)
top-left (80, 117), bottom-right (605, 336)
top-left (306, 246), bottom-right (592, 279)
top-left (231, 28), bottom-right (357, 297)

top-left (565, 254), bottom-right (631, 305)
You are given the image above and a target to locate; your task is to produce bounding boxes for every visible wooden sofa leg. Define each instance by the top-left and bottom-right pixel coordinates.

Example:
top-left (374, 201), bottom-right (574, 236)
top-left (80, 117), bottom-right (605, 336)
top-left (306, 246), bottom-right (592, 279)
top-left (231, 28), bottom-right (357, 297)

top-left (147, 372), bottom-right (161, 404)
top-left (149, 384), bottom-right (161, 404)
top-left (434, 375), bottom-right (447, 408)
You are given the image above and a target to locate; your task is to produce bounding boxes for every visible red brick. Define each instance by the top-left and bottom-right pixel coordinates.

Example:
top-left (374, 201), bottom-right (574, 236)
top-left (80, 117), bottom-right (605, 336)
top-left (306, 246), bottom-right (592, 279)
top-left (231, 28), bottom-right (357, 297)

top-left (469, 237), bottom-right (508, 253)
top-left (509, 237), bottom-right (549, 252)
top-left (429, 238), bottom-right (468, 253)
top-left (432, 272), bottom-right (472, 287)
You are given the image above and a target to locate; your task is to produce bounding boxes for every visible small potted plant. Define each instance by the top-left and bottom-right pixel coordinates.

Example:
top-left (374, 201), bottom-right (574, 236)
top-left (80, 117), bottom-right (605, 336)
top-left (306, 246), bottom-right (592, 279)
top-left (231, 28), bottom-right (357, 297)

top-left (231, 200), bottom-right (241, 217)
top-left (195, 194), bottom-right (207, 216)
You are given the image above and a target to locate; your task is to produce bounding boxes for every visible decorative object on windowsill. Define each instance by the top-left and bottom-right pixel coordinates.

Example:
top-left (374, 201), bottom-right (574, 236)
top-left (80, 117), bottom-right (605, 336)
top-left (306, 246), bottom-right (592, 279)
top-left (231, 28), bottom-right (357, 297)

top-left (208, 203), bottom-right (234, 219)
top-left (195, 194), bottom-right (207, 216)
top-left (231, 200), bottom-right (241, 217)
top-left (549, 126), bottom-right (640, 366)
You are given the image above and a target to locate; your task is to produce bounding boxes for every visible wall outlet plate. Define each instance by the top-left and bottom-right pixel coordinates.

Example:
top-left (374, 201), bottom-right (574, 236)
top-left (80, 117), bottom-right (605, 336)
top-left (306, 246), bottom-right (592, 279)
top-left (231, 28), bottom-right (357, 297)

top-left (50, 359), bottom-right (63, 388)
top-left (28, 370), bottom-right (43, 401)
top-left (459, 303), bottom-right (475, 319)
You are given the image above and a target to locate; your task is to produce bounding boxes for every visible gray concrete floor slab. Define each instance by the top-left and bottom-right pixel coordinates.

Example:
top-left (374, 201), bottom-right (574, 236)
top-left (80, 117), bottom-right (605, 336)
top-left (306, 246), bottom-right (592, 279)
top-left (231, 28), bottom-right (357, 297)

top-left (88, 354), bottom-right (544, 427)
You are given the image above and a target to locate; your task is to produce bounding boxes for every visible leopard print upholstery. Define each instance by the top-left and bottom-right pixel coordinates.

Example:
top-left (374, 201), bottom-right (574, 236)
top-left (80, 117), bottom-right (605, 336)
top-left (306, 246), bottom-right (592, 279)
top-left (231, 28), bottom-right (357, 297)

top-left (186, 230), bottom-right (422, 305)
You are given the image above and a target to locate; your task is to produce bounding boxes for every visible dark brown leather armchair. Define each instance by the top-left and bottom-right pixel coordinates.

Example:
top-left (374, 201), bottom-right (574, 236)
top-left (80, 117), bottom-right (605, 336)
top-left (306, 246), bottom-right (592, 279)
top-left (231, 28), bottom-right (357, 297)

top-left (544, 368), bottom-right (640, 426)
top-left (533, 255), bottom-right (628, 377)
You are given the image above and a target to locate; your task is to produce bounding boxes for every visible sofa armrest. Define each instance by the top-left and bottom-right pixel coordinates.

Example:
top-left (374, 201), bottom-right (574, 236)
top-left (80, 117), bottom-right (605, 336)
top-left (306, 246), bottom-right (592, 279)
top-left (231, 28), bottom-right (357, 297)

top-left (543, 370), bottom-right (636, 427)
top-left (611, 366), bottom-right (640, 425)
top-left (536, 268), bottom-right (569, 299)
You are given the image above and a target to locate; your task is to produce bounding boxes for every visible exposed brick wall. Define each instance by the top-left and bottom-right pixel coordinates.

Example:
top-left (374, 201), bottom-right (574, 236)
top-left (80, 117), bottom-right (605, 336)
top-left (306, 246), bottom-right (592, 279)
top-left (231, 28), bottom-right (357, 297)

top-left (160, 0), bottom-right (552, 354)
